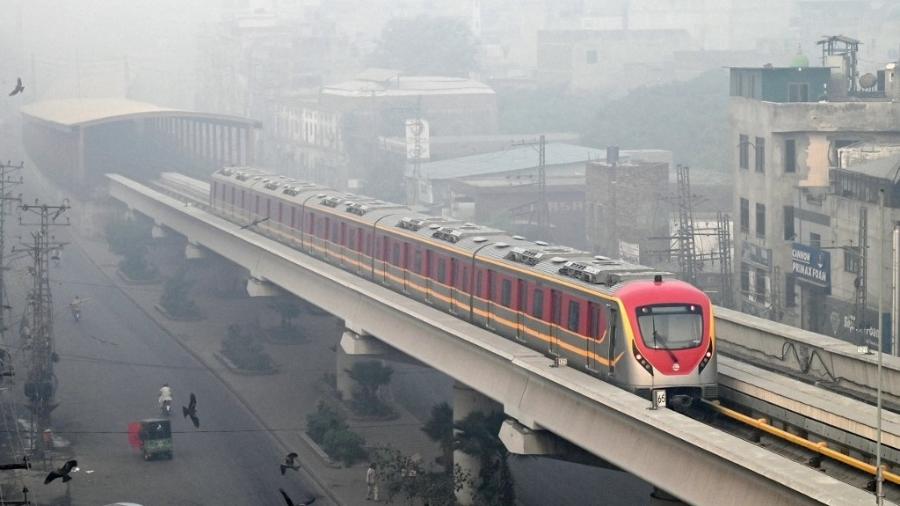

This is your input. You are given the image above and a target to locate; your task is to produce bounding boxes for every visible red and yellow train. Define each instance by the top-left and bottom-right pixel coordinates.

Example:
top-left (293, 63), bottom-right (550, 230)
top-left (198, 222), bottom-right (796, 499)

top-left (209, 167), bottom-right (718, 406)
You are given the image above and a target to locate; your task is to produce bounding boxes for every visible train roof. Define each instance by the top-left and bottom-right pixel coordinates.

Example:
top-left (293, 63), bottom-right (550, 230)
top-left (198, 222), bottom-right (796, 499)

top-left (213, 167), bottom-right (675, 296)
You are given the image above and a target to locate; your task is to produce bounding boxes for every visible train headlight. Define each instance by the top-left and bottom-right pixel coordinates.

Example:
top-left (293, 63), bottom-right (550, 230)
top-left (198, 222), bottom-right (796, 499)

top-left (632, 342), bottom-right (653, 376)
top-left (698, 341), bottom-right (714, 373)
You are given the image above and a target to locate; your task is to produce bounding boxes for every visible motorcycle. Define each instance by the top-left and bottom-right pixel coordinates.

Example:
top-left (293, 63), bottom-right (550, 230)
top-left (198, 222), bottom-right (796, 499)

top-left (71, 307), bottom-right (81, 322)
top-left (160, 399), bottom-right (172, 417)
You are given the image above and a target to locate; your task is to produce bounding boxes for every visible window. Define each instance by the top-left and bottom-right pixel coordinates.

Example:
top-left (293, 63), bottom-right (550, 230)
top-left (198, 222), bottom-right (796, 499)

top-left (740, 266), bottom-right (750, 294)
top-left (475, 271), bottom-right (482, 297)
top-left (518, 281), bottom-right (528, 311)
top-left (810, 232), bottom-right (821, 249)
top-left (739, 135), bottom-right (749, 169)
top-left (755, 137), bottom-right (765, 172)
top-left (844, 247), bottom-right (860, 274)
top-left (501, 280), bottom-right (512, 307)
top-left (755, 268), bottom-right (766, 302)
top-left (783, 206), bottom-right (795, 240)
top-left (784, 139), bottom-right (796, 173)
top-left (785, 275), bottom-right (796, 307)
top-left (567, 301), bottom-right (580, 332)
top-left (740, 198), bottom-right (750, 233)
top-left (532, 290), bottom-right (544, 319)
top-left (392, 244), bottom-right (400, 265)
top-left (414, 250), bottom-right (422, 273)
top-left (755, 203), bottom-right (766, 238)
top-left (788, 82), bottom-right (809, 102)
top-left (585, 49), bottom-right (598, 64)
top-left (636, 305), bottom-right (703, 350)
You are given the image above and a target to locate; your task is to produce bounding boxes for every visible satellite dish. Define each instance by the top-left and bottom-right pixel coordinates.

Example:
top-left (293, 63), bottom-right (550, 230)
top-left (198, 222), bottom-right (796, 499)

top-left (860, 73), bottom-right (878, 90)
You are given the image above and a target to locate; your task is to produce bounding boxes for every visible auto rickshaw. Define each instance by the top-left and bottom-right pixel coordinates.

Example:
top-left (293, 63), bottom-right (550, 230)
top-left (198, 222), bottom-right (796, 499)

top-left (129, 418), bottom-right (172, 460)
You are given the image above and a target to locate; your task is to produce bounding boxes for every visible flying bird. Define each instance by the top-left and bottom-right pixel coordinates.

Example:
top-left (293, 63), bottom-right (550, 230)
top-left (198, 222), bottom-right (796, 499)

top-left (280, 452), bottom-right (300, 475)
top-left (278, 489), bottom-right (315, 506)
top-left (8, 78), bottom-right (24, 97)
top-left (182, 392), bottom-right (199, 429)
top-left (44, 459), bottom-right (78, 484)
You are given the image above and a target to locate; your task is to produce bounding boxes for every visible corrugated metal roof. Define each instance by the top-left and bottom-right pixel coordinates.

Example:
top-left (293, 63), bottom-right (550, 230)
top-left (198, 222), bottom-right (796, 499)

top-left (321, 75), bottom-right (495, 98)
top-left (842, 153), bottom-right (900, 181)
top-left (414, 143), bottom-right (605, 180)
top-left (21, 98), bottom-right (260, 129)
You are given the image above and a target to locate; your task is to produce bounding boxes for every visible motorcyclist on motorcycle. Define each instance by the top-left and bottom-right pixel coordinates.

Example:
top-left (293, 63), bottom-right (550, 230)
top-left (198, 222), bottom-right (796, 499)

top-left (159, 384), bottom-right (173, 415)
top-left (70, 296), bottom-right (83, 321)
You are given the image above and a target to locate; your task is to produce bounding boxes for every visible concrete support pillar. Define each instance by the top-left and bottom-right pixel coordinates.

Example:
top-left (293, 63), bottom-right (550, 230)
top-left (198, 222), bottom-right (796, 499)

top-left (453, 382), bottom-right (499, 506)
top-left (239, 127), bottom-right (247, 165)
top-left (335, 324), bottom-right (387, 401)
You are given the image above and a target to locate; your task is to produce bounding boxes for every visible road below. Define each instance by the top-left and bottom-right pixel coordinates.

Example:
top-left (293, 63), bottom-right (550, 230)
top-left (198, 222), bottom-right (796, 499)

top-left (7, 223), bottom-right (322, 505)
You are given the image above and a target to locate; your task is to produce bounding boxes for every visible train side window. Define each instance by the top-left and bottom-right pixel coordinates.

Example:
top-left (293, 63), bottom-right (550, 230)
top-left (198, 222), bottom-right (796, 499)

top-left (475, 270), bottom-right (483, 297)
top-left (462, 267), bottom-right (469, 292)
top-left (392, 244), bottom-right (400, 265)
top-left (532, 289), bottom-right (544, 319)
top-left (517, 279), bottom-right (527, 311)
top-left (290, 206), bottom-right (296, 228)
top-left (500, 279), bottom-right (512, 307)
top-left (266, 199), bottom-right (271, 218)
top-left (568, 301), bottom-right (580, 332)
top-left (255, 195), bottom-right (260, 214)
top-left (277, 202), bottom-right (283, 222)
top-left (230, 187), bottom-right (235, 204)
top-left (437, 259), bottom-right (446, 282)
top-left (551, 291), bottom-right (562, 325)
top-left (414, 250), bottom-right (423, 273)
top-left (240, 190), bottom-right (245, 208)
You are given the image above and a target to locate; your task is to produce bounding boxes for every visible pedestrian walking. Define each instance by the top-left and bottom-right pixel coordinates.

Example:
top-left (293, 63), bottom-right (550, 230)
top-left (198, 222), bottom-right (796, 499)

top-left (366, 462), bottom-right (379, 501)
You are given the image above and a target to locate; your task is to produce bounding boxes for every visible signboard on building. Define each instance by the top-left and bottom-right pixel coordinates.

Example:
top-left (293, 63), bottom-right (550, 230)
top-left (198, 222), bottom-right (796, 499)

top-left (405, 119), bottom-right (430, 161)
top-left (740, 241), bottom-right (771, 269)
top-left (791, 242), bottom-right (830, 288)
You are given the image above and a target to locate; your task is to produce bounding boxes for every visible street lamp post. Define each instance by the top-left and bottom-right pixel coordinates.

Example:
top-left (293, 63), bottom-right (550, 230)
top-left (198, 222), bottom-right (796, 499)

top-left (876, 188), bottom-right (885, 505)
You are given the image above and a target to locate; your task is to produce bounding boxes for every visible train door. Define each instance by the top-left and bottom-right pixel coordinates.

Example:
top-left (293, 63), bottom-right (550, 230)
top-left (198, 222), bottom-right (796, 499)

top-left (515, 279), bottom-right (527, 342)
top-left (449, 258), bottom-right (459, 314)
top-left (486, 270), bottom-right (496, 328)
top-left (380, 236), bottom-right (389, 283)
top-left (402, 243), bottom-right (410, 293)
top-left (607, 305), bottom-right (619, 377)
top-left (586, 301), bottom-right (603, 371)
top-left (425, 250), bottom-right (434, 303)
top-left (339, 223), bottom-right (347, 265)
top-left (549, 289), bottom-right (561, 356)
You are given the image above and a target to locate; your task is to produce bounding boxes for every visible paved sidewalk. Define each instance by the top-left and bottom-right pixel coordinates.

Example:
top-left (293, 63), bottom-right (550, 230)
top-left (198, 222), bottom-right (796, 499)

top-left (73, 231), bottom-right (442, 505)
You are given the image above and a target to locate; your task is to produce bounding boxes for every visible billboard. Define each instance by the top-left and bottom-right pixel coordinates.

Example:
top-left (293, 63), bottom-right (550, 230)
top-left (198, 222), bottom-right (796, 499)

top-left (791, 242), bottom-right (830, 288)
top-left (405, 119), bottom-right (430, 161)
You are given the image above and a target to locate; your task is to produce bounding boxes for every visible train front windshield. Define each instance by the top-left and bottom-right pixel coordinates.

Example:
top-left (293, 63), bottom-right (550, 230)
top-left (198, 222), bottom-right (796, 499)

top-left (636, 304), bottom-right (703, 350)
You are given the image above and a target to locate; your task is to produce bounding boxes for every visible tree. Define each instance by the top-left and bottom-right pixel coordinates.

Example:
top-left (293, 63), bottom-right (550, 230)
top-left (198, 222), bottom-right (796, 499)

top-left (346, 361), bottom-right (394, 416)
top-left (268, 297), bottom-right (302, 330)
top-left (368, 16), bottom-right (477, 76)
top-left (455, 411), bottom-right (515, 506)
top-left (371, 446), bottom-right (468, 506)
top-left (105, 216), bottom-right (156, 280)
top-left (306, 401), bottom-right (347, 443)
top-left (160, 266), bottom-right (198, 318)
top-left (422, 402), bottom-right (454, 469)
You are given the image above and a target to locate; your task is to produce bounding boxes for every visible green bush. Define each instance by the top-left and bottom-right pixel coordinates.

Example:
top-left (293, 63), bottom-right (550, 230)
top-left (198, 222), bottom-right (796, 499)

top-left (321, 427), bottom-right (367, 467)
top-left (160, 267), bottom-right (199, 318)
top-left (221, 324), bottom-right (274, 371)
top-left (306, 401), bottom-right (347, 443)
top-left (105, 217), bottom-right (151, 257)
top-left (119, 248), bottom-right (157, 281)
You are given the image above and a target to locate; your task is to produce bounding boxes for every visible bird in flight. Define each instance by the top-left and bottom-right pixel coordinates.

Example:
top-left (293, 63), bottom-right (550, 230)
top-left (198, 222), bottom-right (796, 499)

top-left (279, 489), bottom-right (315, 506)
top-left (44, 459), bottom-right (78, 484)
top-left (280, 452), bottom-right (300, 475)
top-left (8, 78), bottom-right (24, 97)
top-left (182, 392), bottom-right (199, 429)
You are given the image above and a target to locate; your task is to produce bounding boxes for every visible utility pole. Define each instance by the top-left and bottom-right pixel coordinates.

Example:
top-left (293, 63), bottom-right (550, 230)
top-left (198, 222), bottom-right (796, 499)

top-left (854, 206), bottom-right (869, 346)
top-left (511, 135), bottom-right (550, 240)
top-left (675, 165), bottom-right (698, 285)
top-left (716, 211), bottom-right (733, 308)
top-left (15, 199), bottom-right (69, 459)
top-left (0, 162), bottom-right (24, 339)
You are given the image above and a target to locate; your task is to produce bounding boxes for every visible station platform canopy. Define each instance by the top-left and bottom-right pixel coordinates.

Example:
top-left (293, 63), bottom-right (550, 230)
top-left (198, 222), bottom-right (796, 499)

top-left (21, 98), bottom-right (260, 132)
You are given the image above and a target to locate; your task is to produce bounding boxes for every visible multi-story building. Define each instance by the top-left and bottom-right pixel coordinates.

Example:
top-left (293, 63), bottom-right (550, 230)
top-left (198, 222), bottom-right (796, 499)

top-left (730, 44), bottom-right (900, 349)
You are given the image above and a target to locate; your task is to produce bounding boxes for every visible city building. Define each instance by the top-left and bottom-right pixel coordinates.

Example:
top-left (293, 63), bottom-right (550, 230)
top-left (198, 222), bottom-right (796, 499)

top-left (730, 38), bottom-right (900, 349)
